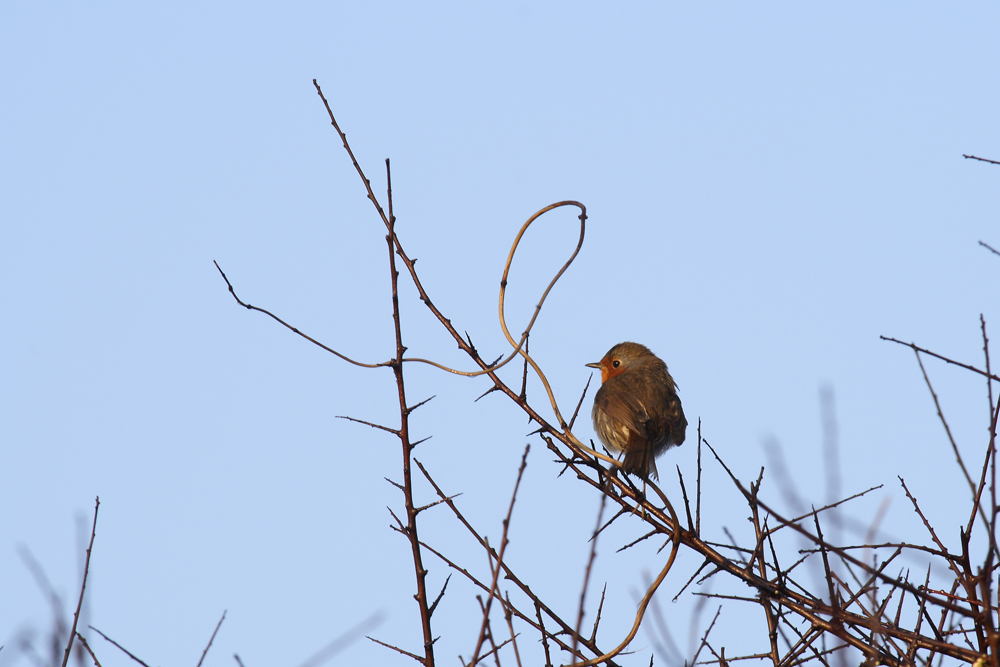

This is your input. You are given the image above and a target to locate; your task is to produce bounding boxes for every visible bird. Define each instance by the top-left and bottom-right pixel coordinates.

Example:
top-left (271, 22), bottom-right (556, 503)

top-left (586, 342), bottom-right (687, 480)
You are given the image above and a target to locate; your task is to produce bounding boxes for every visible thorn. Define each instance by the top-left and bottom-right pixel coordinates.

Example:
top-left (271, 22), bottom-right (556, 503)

top-left (407, 395), bottom-right (436, 414)
top-left (475, 386), bottom-right (501, 402)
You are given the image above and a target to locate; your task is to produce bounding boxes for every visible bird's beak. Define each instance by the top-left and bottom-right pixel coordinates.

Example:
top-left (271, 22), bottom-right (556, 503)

top-left (585, 361), bottom-right (602, 369)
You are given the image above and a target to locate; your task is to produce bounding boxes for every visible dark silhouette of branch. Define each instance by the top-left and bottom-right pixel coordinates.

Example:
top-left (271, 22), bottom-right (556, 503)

top-left (75, 632), bottom-right (102, 667)
top-left (195, 611), bottom-right (226, 667)
top-left (469, 445), bottom-right (530, 666)
top-left (881, 336), bottom-right (1000, 382)
top-left (89, 626), bottom-right (150, 667)
top-left (963, 154), bottom-right (1000, 165)
top-left (61, 497), bottom-right (99, 667)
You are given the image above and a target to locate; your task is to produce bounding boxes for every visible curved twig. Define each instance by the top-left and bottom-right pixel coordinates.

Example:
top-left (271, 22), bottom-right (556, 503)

top-left (498, 201), bottom-right (587, 427)
top-left (396, 200), bottom-right (588, 380)
top-left (214, 261), bottom-right (386, 369)
top-left (567, 483), bottom-right (683, 667)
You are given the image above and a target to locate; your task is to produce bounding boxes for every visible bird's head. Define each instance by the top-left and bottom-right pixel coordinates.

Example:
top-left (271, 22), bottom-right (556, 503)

top-left (585, 341), bottom-right (657, 384)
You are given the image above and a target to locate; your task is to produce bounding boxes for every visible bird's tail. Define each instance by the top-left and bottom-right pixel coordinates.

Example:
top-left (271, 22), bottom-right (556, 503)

top-left (622, 445), bottom-right (658, 480)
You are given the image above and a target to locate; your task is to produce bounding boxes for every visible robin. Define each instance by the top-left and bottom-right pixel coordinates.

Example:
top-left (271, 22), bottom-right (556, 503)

top-left (586, 342), bottom-right (687, 480)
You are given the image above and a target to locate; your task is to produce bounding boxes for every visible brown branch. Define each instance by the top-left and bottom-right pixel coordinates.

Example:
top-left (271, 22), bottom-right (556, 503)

top-left (704, 439), bottom-right (971, 618)
top-left (75, 632), bottom-right (103, 667)
top-left (913, 349), bottom-right (977, 498)
top-left (697, 419), bottom-right (703, 536)
top-left (964, 394), bottom-right (1000, 559)
top-left (470, 445), bottom-right (530, 665)
top-left (383, 158), bottom-right (435, 667)
top-left (689, 605), bottom-right (722, 667)
top-left (748, 480), bottom-right (780, 667)
top-left (275, 82), bottom-right (1000, 667)
top-left (89, 627), bottom-right (151, 667)
top-left (61, 497), bottom-right (99, 667)
top-left (214, 260), bottom-right (386, 369)
top-left (590, 584), bottom-right (607, 644)
top-left (572, 494), bottom-right (607, 660)
top-left (367, 635), bottom-right (424, 663)
top-left (569, 490), bottom-right (682, 666)
top-left (497, 201), bottom-right (589, 429)
top-left (417, 539), bottom-right (593, 661)
top-left (569, 374), bottom-right (593, 431)
top-left (195, 611), bottom-right (226, 667)
top-left (413, 460), bottom-right (618, 663)
top-left (897, 477), bottom-right (966, 589)
top-left (536, 602), bottom-right (554, 667)
top-left (678, 465), bottom-right (695, 533)
top-left (502, 593), bottom-right (523, 667)
top-left (336, 414), bottom-right (400, 436)
top-left (964, 154), bottom-right (1000, 165)
top-left (881, 336), bottom-right (1000, 382)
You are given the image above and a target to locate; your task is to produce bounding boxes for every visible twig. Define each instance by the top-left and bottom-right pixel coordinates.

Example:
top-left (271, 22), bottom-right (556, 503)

top-left (689, 606), bottom-right (722, 667)
top-left (697, 420), bottom-right (703, 536)
top-left (963, 154), bottom-right (1000, 165)
top-left (502, 593), bottom-right (523, 667)
top-left (470, 445), bottom-right (531, 666)
top-left (497, 200), bottom-right (588, 428)
top-left (748, 480), bottom-right (780, 667)
top-left (75, 632), bottom-right (102, 667)
top-left (880, 336), bottom-right (1000, 382)
top-left (536, 602), bottom-right (554, 667)
top-left (195, 611), bottom-right (226, 667)
top-left (367, 635), bottom-right (424, 663)
top-left (590, 584), bottom-right (607, 644)
top-left (214, 260), bottom-right (385, 369)
top-left (336, 414), bottom-right (400, 435)
top-left (569, 490), bottom-right (682, 666)
top-left (913, 349), bottom-right (976, 496)
top-left (413, 470), bottom-right (615, 662)
top-left (383, 157), bottom-right (435, 666)
top-left (89, 626), bottom-right (151, 667)
top-left (980, 240), bottom-right (1000, 257)
top-left (573, 494), bottom-right (608, 659)
top-left (61, 497), bottom-right (99, 667)
top-left (569, 374), bottom-right (593, 431)
top-left (677, 465), bottom-right (694, 533)
top-left (428, 575), bottom-right (451, 618)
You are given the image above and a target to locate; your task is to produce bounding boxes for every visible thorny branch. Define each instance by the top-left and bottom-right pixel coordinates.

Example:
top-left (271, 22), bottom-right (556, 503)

top-left (213, 82), bottom-right (1000, 667)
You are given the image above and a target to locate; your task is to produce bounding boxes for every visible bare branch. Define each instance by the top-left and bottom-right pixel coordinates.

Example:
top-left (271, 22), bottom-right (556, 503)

top-left (88, 627), bottom-right (150, 667)
top-left (195, 611), bottom-right (226, 667)
top-left (336, 414), bottom-right (400, 436)
top-left (214, 260), bottom-right (386, 369)
top-left (470, 445), bottom-right (530, 665)
top-left (881, 336), bottom-right (1000, 382)
top-left (61, 497), bottom-right (99, 667)
top-left (74, 633), bottom-right (102, 667)
top-left (963, 154), bottom-right (1000, 165)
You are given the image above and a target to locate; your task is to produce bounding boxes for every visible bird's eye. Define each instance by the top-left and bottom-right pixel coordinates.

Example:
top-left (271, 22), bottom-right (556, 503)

top-left (612, 359), bottom-right (621, 368)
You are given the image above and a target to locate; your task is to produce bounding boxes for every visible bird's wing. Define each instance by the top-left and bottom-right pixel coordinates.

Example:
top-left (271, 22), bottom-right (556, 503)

top-left (594, 389), bottom-right (650, 438)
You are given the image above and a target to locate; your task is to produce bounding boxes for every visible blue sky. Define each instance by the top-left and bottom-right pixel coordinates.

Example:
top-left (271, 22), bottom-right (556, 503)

top-left (2, 4), bottom-right (998, 666)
